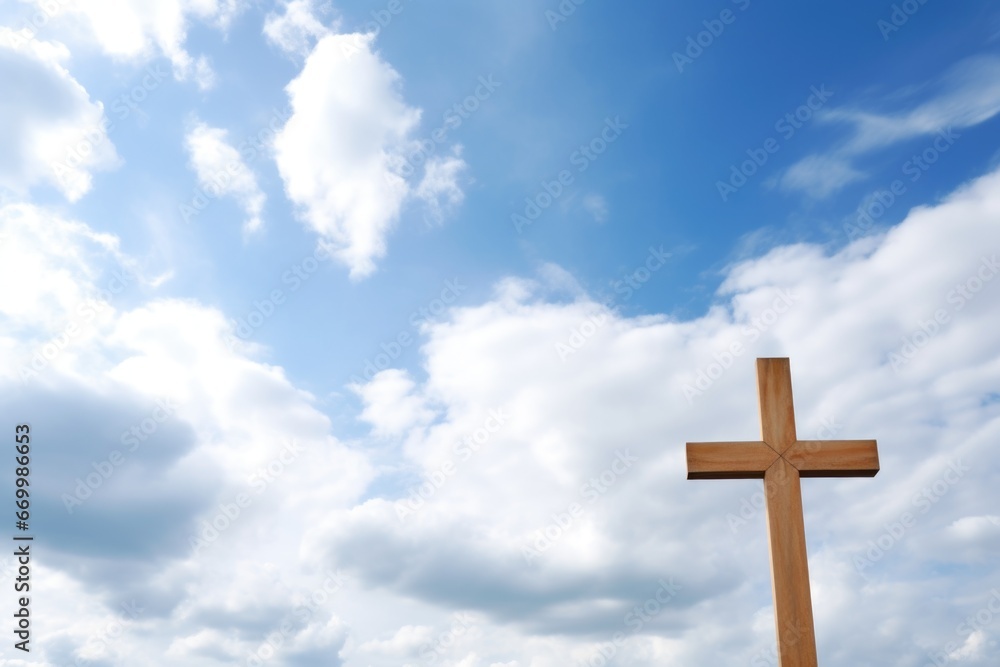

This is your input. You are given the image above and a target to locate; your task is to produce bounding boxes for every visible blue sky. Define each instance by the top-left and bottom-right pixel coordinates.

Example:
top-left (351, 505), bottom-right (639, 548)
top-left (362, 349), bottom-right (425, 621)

top-left (2, 1), bottom-right (1000, 665)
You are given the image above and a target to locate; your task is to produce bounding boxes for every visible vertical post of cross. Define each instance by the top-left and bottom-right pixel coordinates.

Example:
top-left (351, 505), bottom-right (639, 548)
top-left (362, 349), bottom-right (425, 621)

top-left (758, 359), bottom-right (816, 666)
top-left (685, 357), bottom-right (880, 667)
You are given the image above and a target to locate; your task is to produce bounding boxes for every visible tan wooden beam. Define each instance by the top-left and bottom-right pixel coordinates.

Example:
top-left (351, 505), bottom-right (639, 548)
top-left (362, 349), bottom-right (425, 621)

top-left (764, 457), bottom-right (818, 667)
top-left (685, 358), bottom-right (881, 667)
top-left (785, 439), bottom-right (879, 477)
top-left (757, 358), bottom-right (798, 453)
top-left (686, 441), bottom-right (779, 479)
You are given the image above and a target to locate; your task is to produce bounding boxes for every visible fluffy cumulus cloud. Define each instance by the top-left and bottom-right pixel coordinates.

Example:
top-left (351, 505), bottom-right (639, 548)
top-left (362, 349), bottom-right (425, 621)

top-left (350, 368), bottom-right (436, 440)
top-left (183, 120), bottom-right (267, 235)
top-left (263, 0), bottom-right (333, 58)
top-left (3, 170), bottom-right (999, 664)
top-left (0, 203), bottom-right (132, 339)
top-left (0, 202), bottom-right (372, 666)
top-left (273, 30), bottom-right (467, 280)
top-left (34, 0), bottom-right (244, 89)
top-left (0, 27), bottom-right (119, 201)
top-left (307, 166), bottom-right (1000, 665)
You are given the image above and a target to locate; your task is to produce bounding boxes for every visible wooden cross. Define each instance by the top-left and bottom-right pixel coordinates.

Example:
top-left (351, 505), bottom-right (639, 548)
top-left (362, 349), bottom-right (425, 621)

top-left (686, 358), bottom-right (879, 667)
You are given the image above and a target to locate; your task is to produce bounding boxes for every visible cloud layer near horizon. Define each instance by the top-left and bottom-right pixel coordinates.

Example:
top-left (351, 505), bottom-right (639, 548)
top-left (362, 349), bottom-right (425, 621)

top-left (2, 158), bottom-right (998, 665)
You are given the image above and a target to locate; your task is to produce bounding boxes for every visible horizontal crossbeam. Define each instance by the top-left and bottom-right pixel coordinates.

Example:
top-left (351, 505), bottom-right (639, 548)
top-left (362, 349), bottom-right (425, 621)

top-left (684, 358), bottom-right (881, 667)
top-left (784, 439), bottom-right (879, 477)
top-left (686, 441), bottom-right (779, 479)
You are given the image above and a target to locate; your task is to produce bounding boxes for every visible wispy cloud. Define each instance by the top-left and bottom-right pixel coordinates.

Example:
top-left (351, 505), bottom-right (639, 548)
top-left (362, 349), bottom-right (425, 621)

top-left (779, 155), bottom-right (866, 199)
top-left (183, 120), bottom-right (266, 235)
top-left (583, 193), bottom-right (609, 223)
top-left (780, 55), bottom-right (1000, 198)
top-left (263, 0), bottom-right (333, 58)
top-left (49, 0), bottom-right (244, 89)
top-left (414, 149), bottom-right (467, 225)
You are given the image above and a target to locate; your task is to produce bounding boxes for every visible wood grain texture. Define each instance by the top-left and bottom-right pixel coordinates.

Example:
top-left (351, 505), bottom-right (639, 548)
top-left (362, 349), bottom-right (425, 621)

top-left (785, 439), bottom-right (880, 477)
top-left (685, 357), bottom-right (880, 667)
top-left (764, 457), bottom-right (818, 667)
top-left (686, 441), bottom-right (779, 479)
top-left (757, 358), bottom-right (798, 453)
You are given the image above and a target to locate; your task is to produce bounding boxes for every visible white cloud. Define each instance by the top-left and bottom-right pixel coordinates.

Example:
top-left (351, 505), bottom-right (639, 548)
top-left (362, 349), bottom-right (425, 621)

top-left (778, 154), bottom-right (865, 199)
top-left (273, 32), bottom-right (467, 280)
top-left (356, 623), bottom-right (433, 657)
top-left (309, 165), bottom-right (1000, 664)
top-left (351, 368), bottom-right (436, 439)
top-left (0, 28), bottom-right (119, 201)
top-left (183, 120), bottom-right (267, 235)
top-left (5, 163), bottom-right (1000, 665)
top-left (41, 0), bottom-right (244, 89)
top-left (781, 55), bottom-right (1000, 198)
top-left (836, 56), bottom-right (1000, 155)
top-left (0, 203), bottom-right (371, 665)
top-left (582, 193), bottom-right (609, 222)
top-left (415, 150), bottom-right (467, 225)
top-left (0, 202), bottom-right (128, 333)
top-left (263, 0), bottom-right (333, 58)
